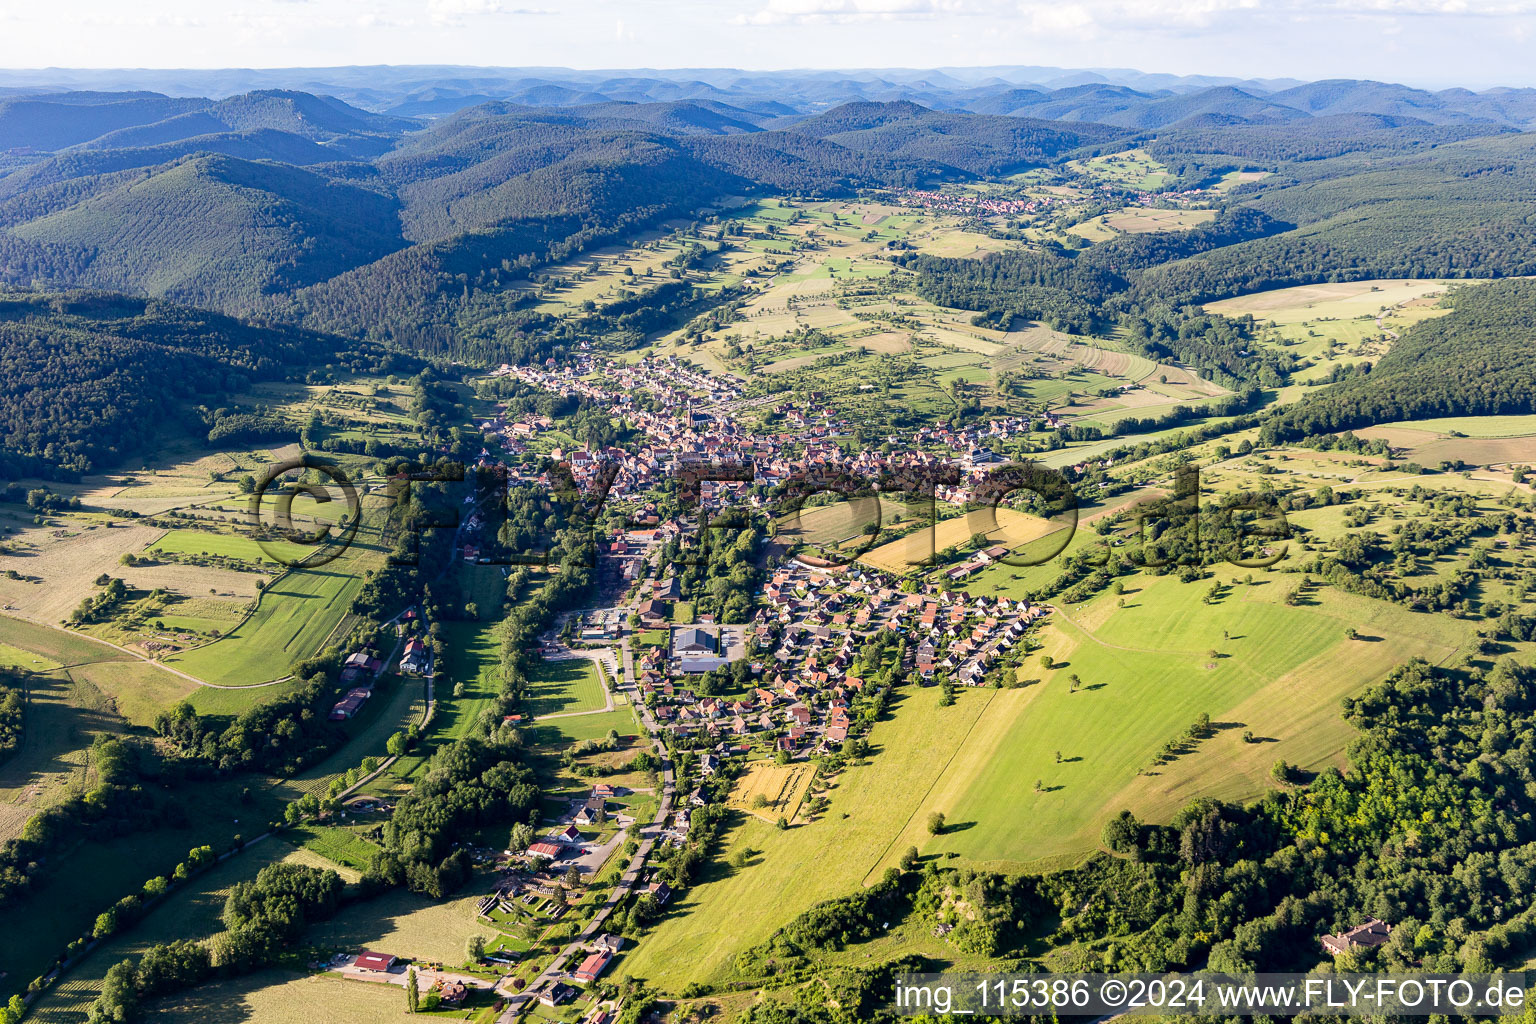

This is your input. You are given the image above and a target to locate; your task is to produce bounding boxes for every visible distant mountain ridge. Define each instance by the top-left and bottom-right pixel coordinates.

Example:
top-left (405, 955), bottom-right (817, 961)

top-left (2, 67), bottom-right (1534, 129)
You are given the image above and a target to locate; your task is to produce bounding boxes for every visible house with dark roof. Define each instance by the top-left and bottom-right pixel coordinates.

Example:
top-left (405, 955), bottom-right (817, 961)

top-left (674, 627), bottom-right (716, 654)
top-left (1320, 919), bottom-right (1391, 956)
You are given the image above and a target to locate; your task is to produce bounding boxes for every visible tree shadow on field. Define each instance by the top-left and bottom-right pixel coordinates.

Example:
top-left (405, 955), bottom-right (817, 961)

top-left (939, 820), bottom-right (977, 835)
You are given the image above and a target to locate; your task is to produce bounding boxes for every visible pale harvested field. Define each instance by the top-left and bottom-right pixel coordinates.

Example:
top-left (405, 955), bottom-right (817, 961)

top-left (776, 497), bottom-right (921, 549)
top-left (1205, 278), bottom-right (1471, 324)
top-left (150, 970), bottom-right (409, 1024)
top-left (0, 521), bottom-right (164, 622)
top-left (1102, 208), bottom-right (1216, 233)
top-left (1356, 419), bottom-right (1536, 465)
top-left (861, 507), bottom-right (1060, 573)
top-left (0, 519), bottom-right (257, 625)
top-left (853, 330), bottom-right (912, 354)
top-left (728, 761), bottom-right (816, 821)
top-left (1142, 364), bottom-right (1230, 397)
top-left (307, 887), bottom-right (497, 966)
top-left (917, 225), bottom-right (1018, 258)
top-left (118, 560), bottom-right (264, 601)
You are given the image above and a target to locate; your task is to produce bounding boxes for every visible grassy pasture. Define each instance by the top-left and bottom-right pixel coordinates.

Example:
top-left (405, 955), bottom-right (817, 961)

top-left (524, 656), bottom-right (607, 718)
top-left (24, 839), bottom-right (311, 1024)
top-left (68, 659), bottom-right (201, 727)
top-left (161, 497), bottom-right (392, 686)
top-left (149, 529), bottom-right (316, 565)
top-left (307, 886), bottom-right (499, 966)
top-left (0, 769), bottom-right (291, 995)
top-left (1069, 149), bottom-right (1173, 190)
top-left (166, 565), bottom-right (360, 685)
top-left (149, 970), bottom-right (407, 1024)
top-left (882, 572), bottom-right (1472, 873)
top-left (621, 685), bottom-right (992, 990)
top-left (623, 569), bottom-right (1475, 992)
top-left (525, 706), bottom-right (641, 748)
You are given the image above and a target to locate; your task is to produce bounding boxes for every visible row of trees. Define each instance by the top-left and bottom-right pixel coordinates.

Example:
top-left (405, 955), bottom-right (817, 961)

top-left (89, 862), bottom-right (346, 1023)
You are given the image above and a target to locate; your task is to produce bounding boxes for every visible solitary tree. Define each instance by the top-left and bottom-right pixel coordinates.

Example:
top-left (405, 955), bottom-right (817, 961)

top-left (927, 811), bottom-right (946, 835)
top-left (406, 967), bottom-right (419, 1013)
top-left (466, 934), bottom-right (485, 964)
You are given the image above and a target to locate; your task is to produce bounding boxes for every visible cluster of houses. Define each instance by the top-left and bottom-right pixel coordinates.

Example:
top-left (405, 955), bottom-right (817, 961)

top-left (524, 784), bottom-right (618, 863)
top-left (892, 187), bottom-right (1057, 218)
top-left (329, 649), bottom-right (386, 720)
top-left (625, 554), bottom-right (1047, 754)
top-left (764, 561), bottom-right (1046, 684)
top-left (491, 354), bottom-right (1067, 516)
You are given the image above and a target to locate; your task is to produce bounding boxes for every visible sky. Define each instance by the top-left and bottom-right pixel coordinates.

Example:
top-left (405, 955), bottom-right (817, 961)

top-left (2, 0), bottom-right (1535, 90)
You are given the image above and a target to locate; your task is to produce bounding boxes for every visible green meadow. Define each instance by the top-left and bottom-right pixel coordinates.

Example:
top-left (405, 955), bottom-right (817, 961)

top-left (622, 570), bottom-right (1474, 992)
top-left (884, 572), bottom-right (1471, 873)
top-left (148, 529), bottom-right (314, 565)
top-left (524, 655), bottom-right (607, 718)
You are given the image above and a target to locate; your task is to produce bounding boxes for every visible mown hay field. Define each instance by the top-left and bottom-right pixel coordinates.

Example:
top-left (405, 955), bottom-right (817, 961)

top-left (859, 507), bottom-right (1059, 574)
top-left (727, 761), bottom-right (816, 821)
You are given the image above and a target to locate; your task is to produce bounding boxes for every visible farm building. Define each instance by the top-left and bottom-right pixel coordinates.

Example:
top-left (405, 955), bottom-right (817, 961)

top-left (436, 979), bottom-right (468, 1006)
top-left (575, 792), bottom-right (607, 825)
top-left (329, 688), bottom-right (371, 720)
top-left (571, 948), bottom-right (613, 983)
top-left (340, 651), bottom-right (383, 682)
top-left (527, 841), bottom-right (564, 860)
top-left (354, 951), bottom-right (397, 972)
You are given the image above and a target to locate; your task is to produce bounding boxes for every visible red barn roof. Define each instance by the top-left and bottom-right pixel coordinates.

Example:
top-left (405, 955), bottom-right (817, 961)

top-left (354, 951), bottom-right (396, 972)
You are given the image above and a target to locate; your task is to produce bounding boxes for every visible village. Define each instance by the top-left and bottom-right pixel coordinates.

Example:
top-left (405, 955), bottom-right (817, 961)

top-left (486, 352), bottom-right (1071, 513)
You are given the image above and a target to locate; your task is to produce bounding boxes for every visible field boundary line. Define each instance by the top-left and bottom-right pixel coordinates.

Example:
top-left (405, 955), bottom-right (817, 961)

top-left (1, 614), bottom-right (287, 691)
top-left (860, 686), bottom-right (997, 887)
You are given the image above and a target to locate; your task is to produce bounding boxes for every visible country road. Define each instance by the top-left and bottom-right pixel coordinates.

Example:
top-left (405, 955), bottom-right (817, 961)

top-left (498, 549), bottom-right (675, 1019)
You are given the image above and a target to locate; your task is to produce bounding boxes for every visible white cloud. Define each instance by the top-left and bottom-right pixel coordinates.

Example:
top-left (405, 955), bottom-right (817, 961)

top-left (737, 0), bottom-right (1536, 32)
top-left (737, 0), bottom-right (984, 26)
top-left (426, 0), bottom-right (555, 26)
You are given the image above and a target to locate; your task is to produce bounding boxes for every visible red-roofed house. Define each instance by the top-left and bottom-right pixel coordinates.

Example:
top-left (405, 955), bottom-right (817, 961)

top-left (571, 948), bottom-right (613, 983)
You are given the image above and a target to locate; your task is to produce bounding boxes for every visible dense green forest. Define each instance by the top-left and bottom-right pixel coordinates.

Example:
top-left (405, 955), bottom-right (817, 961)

top-left (0, 291), bottom-right (398, 477)
top-left (1261, 278), bottom-right (1536, 442)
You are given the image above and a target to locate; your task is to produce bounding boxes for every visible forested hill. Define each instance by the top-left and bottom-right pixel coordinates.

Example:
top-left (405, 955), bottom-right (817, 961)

top-left (0, 292), bottom-right (385, 479)
top-left (0, 89), bottom-right (416, 157)
top-left (786, 100), bottom-right (1120, 174)
top-left (0, 95), bottom-right (1092, 341)
top-left (1260, 279), bottom-right (1536, 443)
top-left (5, 84), bottom-right (1536, 364)
top-left (1135, 132), bottom-right (1536, 305)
